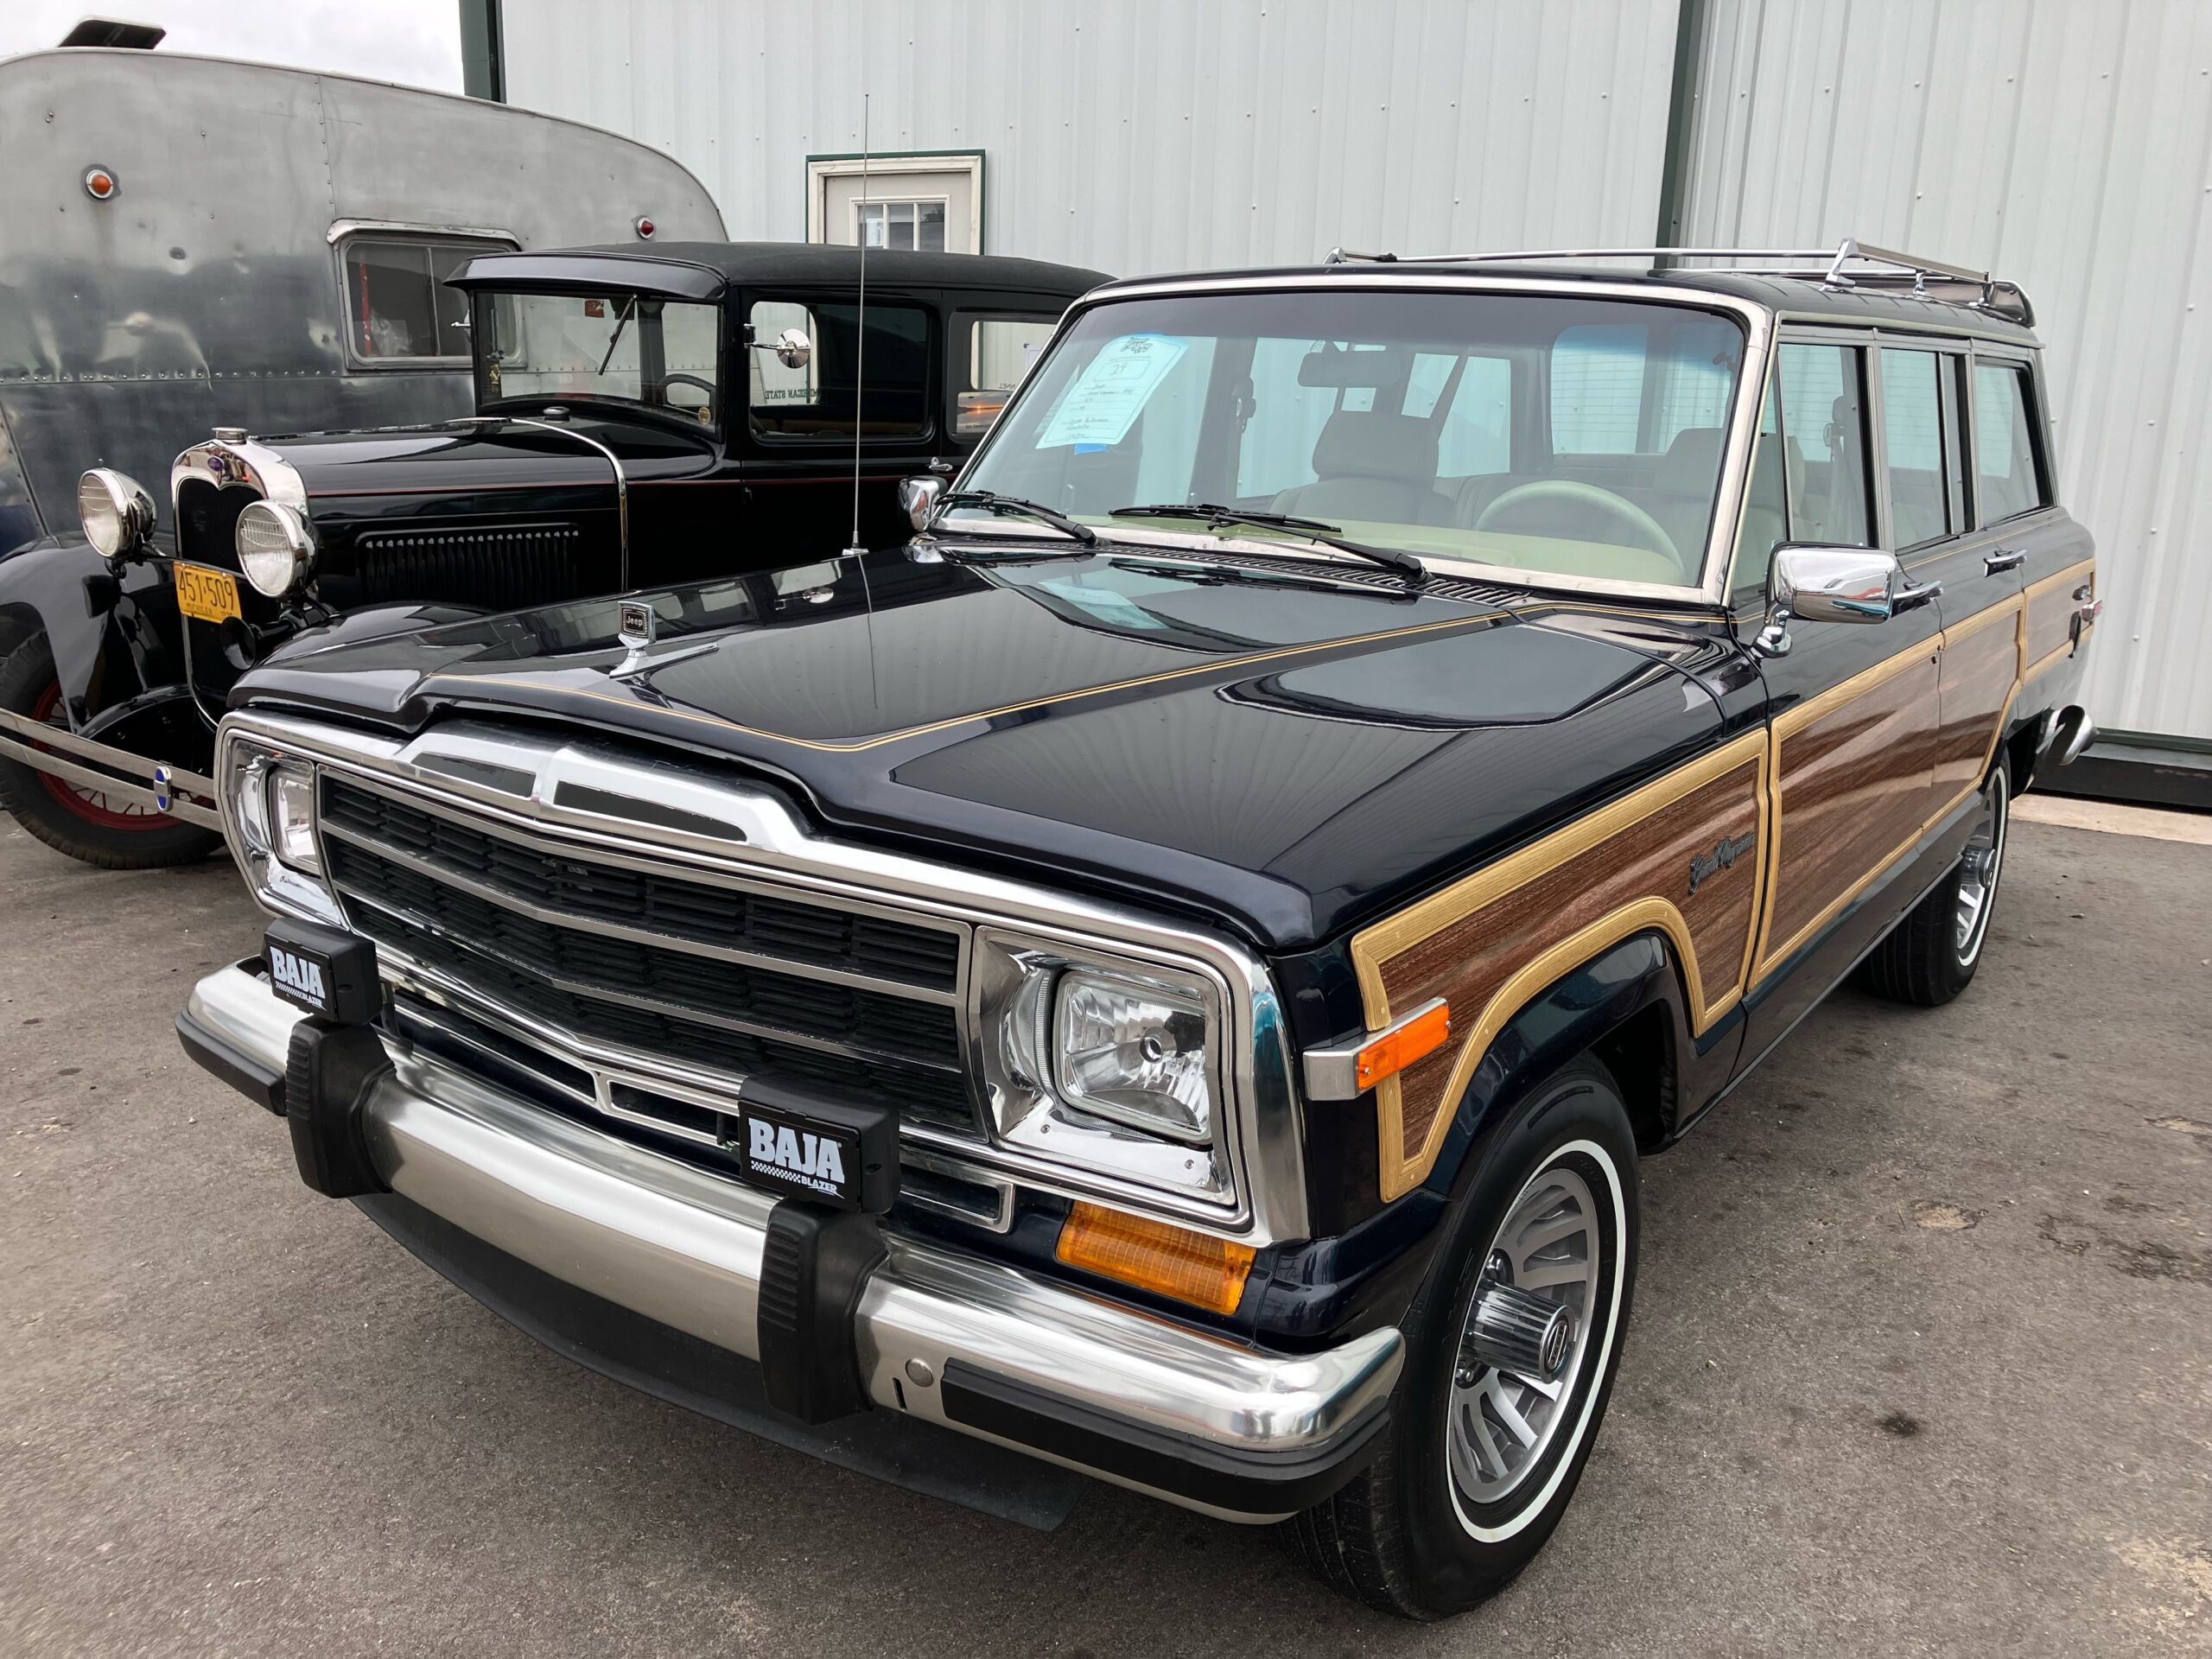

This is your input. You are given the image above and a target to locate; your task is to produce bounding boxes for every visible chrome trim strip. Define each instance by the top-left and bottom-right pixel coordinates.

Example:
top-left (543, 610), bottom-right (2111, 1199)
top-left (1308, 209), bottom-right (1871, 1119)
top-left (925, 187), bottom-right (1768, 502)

top-left (338, 885), bottom-right (963, 1077)
top-left (185, 963), bottom-right (1393, 1510)
top-left (217, 710), bottom-right (1309, 1244)
top-left (326, 218), bottom-right (517, 246)
top-left (449, 416), bottom-right (629, 587)
top-left (0, 712), bottom-right (223, 829)
top-left (1300, 995), bottom-right (1447, 1103)
top-left (318, 789), bottom-right (963, 1007)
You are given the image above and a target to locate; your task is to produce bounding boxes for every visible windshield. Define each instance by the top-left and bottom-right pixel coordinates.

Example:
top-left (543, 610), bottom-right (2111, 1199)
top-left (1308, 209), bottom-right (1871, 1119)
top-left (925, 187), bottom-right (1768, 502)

top-left (476, 290), bottom-right (722, 425)
top-left (955, 289), bottom-right (1750, 588)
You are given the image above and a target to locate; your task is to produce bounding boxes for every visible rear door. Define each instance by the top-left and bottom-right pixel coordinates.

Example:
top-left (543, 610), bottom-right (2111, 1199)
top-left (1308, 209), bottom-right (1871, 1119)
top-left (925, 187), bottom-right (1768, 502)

top-left (1734, 330), bottom-right (1947, 1059)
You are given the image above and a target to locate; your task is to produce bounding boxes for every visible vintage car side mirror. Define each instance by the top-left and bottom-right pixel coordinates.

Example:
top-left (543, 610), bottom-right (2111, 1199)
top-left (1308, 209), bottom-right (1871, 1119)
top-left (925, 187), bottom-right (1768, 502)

top-left (1756, 543), bottom-right (1940, 658)
top-left (899, 475), bottom-right (946, 531)
top-left (770, 327), bottom-right (811, 370)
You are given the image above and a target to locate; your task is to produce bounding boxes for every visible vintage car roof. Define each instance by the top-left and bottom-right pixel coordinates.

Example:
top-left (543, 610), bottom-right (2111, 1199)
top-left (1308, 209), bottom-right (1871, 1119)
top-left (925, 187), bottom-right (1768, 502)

top-left (448, 240), bottom-right (1111, 302)
top-left (1083, 259), bottom-right (2042, 346)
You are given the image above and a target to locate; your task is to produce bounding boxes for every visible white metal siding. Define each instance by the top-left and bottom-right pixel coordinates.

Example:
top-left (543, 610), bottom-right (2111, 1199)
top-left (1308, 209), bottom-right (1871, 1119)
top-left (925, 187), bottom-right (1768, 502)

top-left (1681, 0), bottom-right (2212, 740)
top-left (502, 0), bottom-right (1681, 273)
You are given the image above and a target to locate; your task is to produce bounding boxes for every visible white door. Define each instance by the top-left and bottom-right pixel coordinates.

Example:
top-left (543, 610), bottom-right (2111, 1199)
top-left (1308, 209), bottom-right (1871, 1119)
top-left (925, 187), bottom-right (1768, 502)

top-left (807, 154), bottom-right (983, 254)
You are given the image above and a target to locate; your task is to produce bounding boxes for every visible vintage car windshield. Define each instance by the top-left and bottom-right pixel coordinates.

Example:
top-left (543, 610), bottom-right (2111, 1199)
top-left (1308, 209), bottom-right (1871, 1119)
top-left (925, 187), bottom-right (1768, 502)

top-left (475, 289), bottom-right (721, 423)
top-left (954, 289), bottom-right (1750, 588)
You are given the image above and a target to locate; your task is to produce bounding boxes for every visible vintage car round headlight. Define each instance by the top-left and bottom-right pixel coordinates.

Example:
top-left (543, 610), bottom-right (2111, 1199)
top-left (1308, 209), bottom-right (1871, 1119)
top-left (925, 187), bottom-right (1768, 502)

top-left (77, 468), bottom-right (156, 562)
top-left (235, 500), bottom-right (316, 597)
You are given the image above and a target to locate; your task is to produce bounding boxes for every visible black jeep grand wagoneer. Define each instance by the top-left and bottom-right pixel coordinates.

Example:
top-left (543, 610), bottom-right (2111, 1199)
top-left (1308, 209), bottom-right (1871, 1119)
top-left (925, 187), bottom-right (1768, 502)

top-left (178, 242), bottom-right (2096, 1618)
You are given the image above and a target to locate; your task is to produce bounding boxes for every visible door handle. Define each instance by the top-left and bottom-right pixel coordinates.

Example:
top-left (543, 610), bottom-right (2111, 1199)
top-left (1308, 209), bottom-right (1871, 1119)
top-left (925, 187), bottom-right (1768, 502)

top-left (1983, 548), bottom-right (2025, 574)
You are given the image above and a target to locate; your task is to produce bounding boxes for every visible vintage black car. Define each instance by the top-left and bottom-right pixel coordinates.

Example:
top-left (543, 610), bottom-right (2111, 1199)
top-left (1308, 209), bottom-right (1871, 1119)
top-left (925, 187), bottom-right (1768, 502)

top-left (175, 242), bottom-right (2096, 1617)
top-left (0, 242), bottom-right (1103, 869)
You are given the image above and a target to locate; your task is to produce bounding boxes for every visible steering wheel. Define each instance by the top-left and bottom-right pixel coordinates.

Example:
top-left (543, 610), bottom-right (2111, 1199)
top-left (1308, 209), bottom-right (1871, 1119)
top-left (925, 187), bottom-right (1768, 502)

top-left (656, 372), bottom-right (716, 408)
top-left (1474, 480), bottom-right (1681, 568)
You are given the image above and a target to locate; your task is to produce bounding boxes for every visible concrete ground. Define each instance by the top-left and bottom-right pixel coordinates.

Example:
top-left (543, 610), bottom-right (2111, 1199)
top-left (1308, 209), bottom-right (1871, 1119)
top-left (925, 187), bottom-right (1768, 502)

top-left (0, 810), bottom-right (2206, 1657)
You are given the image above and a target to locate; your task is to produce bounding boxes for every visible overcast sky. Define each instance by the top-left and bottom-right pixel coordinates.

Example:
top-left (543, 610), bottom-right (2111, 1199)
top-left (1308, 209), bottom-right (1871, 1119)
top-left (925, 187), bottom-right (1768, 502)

top-left (0, 0), bottom-right (462, 91)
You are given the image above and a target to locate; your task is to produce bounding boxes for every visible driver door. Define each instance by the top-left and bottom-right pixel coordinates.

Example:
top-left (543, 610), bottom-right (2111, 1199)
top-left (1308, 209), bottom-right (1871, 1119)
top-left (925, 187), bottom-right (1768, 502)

top-left (1734, 332), bottom-right (1946, 1060)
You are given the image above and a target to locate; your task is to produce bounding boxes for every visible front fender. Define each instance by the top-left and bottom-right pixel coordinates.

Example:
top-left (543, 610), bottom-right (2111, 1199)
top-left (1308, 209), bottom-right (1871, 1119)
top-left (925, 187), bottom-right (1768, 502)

top-left (1249, 932), bottom-right (1691, 1344)
top-left (0, 537), bottom-right (178, 721)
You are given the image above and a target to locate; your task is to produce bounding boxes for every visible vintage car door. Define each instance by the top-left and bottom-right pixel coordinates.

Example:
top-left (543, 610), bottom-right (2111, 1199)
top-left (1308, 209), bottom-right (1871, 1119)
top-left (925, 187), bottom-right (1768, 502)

top-left (1732, 331), bottom-right (1948, 1058)
top-left (736, 284), bottom-right (945, 554)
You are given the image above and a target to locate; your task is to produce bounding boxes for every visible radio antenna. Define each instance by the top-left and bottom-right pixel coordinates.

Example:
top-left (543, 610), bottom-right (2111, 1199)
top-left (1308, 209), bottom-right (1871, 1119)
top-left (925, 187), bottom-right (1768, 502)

top-left (843, 92), bottom-right (871, 559)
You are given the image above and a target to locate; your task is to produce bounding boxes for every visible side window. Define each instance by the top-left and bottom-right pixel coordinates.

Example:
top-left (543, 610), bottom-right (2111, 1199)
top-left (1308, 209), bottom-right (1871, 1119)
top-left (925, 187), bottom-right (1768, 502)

top-left (1777, 342), bottom-right (1872, 547)
top-left (748, 298), bottom-right (930, 440)
top-left (1734, 383), bottom-right (1788, 601)
top-left (958, 315), bottom-right (1058, 436)
top-left (1973, 361), bottom-right (2050, 523)
top-left (339, 235), bottom-right (508, 363)
top-left (1879, 347), bottom-right (1955, 549)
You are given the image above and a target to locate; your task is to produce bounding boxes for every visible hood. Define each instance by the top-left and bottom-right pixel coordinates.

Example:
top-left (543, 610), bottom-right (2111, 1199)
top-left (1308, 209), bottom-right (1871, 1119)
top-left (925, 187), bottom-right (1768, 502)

top-left (238, 545), bottom-right (1728, 949)
top-left (262, 414), bottom-right (718, 503)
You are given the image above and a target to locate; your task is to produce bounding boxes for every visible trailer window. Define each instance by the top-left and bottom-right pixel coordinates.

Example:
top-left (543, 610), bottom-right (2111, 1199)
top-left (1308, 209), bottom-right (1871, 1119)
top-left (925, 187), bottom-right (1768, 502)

top-left (339, 234), bottom-right (512, 364)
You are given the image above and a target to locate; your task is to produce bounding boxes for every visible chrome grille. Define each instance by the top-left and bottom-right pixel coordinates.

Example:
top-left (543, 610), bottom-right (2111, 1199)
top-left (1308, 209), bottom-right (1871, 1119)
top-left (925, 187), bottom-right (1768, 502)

top-left (319, 776), bottom-right (978, 1135)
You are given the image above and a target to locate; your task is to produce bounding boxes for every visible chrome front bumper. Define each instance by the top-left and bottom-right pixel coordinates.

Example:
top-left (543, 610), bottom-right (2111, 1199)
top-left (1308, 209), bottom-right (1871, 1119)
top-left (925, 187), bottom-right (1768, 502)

top-left (179, 963), bottom-right (1402, 1522)
top-left (0, 706), bottom-right (222, 828)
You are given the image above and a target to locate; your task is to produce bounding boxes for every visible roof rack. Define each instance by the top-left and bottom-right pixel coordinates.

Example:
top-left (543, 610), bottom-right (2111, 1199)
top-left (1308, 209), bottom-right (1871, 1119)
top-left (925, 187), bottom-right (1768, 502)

top-left (1319, 237), bottom-right (2033, 325)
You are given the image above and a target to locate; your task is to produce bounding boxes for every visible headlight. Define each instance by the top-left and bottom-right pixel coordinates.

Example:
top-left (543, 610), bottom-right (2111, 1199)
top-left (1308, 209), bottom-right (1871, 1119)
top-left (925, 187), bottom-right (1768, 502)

top-left (1052, 970), bottom-right (1211, 1142)
top-left (221, 735), bottom-right (340, 925)
top-left (976, 930), bottom-right (1230, 1205)
top-left (77, 468), bottom-right (155, 561)
top-left (236, 499), bottom-right (315, 597)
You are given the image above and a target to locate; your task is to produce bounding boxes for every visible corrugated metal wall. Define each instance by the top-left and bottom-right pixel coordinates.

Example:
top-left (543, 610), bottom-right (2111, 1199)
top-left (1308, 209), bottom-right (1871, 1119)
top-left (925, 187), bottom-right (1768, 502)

top-left (502, 0), bottom-right (1681, 272)
top-left (1679, 0), bottom-right (2212, 740)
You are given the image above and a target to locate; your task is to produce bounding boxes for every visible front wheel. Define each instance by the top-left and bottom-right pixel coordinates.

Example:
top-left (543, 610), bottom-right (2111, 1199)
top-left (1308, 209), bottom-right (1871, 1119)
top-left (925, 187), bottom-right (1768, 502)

top-left (0, 635), bottom-right (219, 870)
top-left (1290, 1056), bottom-right (1640, 1618)
top-left (1858, 757), bottom-right (2010, 1007)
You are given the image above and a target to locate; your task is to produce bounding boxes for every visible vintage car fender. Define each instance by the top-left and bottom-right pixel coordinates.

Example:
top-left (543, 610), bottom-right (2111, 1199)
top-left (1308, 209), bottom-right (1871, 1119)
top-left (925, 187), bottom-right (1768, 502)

top-left (0, 536), bottom-right (169, 715)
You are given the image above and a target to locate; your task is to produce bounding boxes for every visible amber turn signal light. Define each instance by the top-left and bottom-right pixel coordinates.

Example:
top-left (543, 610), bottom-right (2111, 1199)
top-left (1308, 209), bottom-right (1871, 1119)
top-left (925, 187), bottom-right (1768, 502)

top-left (1055, 1203), bottom-right (1256, 1315)
top-left (1355, 999), bottom-right (1452, 1090)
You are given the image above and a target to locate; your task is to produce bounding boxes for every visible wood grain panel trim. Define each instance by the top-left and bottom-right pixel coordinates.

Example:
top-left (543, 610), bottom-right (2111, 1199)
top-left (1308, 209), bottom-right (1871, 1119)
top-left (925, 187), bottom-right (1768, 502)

top-left (1351, 730), bottom-right (1767, 1201)
top-left (2024, 557), bottom-right (2096, 665)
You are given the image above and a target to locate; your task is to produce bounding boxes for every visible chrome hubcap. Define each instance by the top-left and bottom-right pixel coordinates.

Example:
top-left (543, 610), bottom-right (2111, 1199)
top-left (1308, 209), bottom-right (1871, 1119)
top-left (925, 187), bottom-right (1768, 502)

top-left (1954, 779), bottom-right (2007, 966)
top-left (1446, 1163), bottom-right (1600, 1506)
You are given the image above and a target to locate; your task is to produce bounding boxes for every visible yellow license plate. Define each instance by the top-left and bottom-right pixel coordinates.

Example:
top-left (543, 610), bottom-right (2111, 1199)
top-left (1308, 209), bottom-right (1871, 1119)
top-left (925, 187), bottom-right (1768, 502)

top-left (175, 563), bottom-right (242, 625)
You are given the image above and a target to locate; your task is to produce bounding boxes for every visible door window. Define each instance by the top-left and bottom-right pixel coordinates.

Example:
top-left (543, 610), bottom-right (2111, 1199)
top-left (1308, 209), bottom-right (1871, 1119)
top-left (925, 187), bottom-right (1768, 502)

top-left (1972, 361), bottom-right (2050, 523)
top-left (747, 298), bottom-right (931, 439)
top-left (339, 234), bottom-right (511, 364)
top-left (1880, 348), bottom-right (1955, 549)
top-left (1778, 343), bottom-right (1872, 547)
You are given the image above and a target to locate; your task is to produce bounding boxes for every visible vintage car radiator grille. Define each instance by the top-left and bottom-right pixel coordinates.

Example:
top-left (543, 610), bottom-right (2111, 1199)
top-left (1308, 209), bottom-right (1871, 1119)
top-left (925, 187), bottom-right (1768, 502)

top-left (348, 523), bottom-right (587, 611)
top-left (317, 776), bottom-right (976, 1132)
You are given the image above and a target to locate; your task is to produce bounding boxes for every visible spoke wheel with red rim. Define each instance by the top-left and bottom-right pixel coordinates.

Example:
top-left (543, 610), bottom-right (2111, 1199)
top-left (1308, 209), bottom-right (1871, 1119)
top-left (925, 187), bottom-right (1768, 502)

top-left (27, 680), bottom-right (168, 831)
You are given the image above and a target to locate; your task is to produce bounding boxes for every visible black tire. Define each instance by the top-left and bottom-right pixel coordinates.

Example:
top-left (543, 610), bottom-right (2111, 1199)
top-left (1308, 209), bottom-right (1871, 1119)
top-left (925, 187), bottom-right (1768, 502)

top-left (1290, 1055), bottom-right (1640, 1618)
top-left (1857, 756), bottom-right (2010, 1007)
top-left (0, 635), bottom-right (219, 870)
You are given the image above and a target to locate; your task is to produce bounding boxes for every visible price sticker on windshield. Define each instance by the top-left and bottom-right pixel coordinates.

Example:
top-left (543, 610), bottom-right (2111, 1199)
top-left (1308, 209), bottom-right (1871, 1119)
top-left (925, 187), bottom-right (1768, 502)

top-left (1038, 333), bottom-right (1189, 448)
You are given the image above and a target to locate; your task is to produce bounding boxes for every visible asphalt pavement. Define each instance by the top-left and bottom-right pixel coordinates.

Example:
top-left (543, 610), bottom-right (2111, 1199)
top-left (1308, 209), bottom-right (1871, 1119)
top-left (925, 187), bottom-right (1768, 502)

top-left (1, 810), bottom-right (2207, 1656)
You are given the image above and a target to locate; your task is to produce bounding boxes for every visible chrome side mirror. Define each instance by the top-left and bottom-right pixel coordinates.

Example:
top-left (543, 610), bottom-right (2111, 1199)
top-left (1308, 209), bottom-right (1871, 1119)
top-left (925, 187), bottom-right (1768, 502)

top-left (898, 474), bottom-right (945, 531)
top-left (1756, 544), bottom-right (1940, 658)
top-left (771, 327), bottom-right (811, 370)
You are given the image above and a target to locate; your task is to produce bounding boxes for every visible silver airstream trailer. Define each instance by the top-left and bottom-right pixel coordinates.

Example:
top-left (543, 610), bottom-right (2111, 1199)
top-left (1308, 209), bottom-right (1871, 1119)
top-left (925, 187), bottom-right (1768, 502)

top-left (0, 39), bottom-right (723, 863)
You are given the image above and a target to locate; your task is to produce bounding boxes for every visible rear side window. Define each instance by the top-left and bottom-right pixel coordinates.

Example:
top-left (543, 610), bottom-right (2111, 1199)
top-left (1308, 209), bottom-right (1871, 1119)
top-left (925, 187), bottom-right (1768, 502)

top-left (339, 234), bottom-right (511, 364)
top-left (1549, 322), bottom-right (1732, 454)
top-left (958, 315), bottom-right (1059, 436)
top-left (1973, 361), bottom-right (2050, 522)
top-left (1880, 347), bottom-right (1955, 549)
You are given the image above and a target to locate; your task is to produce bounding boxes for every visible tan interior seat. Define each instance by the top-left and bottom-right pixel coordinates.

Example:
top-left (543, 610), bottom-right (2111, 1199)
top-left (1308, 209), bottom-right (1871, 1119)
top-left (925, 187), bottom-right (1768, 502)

top-left (1271, 410), bottom-right (1456, 526)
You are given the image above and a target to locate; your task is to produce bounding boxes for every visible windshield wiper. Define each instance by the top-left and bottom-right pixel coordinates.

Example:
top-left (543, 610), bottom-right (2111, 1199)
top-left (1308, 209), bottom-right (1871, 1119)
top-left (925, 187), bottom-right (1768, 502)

top-left (937, 491), bottom-right (1097, 545)
top-left (1109, 502), bottom-right (1427, 582)
top-left (595, 296), bottom-right (638, 375)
